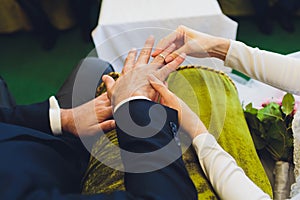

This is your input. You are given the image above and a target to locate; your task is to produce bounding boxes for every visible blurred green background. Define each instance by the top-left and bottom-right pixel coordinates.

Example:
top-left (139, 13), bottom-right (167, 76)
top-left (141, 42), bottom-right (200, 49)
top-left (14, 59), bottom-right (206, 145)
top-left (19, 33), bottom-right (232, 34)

top-left (0, 16), bottom-right (299, 105)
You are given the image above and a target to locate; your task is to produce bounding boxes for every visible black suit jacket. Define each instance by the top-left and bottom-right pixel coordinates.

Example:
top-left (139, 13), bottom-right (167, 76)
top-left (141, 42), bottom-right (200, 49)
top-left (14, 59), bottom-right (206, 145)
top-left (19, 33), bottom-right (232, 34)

top-left (0, 99), bottom-right (197, 200)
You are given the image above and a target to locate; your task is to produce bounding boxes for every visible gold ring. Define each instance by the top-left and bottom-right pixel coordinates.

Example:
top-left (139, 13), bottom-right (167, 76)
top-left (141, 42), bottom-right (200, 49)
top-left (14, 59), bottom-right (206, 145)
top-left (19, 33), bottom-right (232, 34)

top-left (158, 54), bottom-right (166, 60)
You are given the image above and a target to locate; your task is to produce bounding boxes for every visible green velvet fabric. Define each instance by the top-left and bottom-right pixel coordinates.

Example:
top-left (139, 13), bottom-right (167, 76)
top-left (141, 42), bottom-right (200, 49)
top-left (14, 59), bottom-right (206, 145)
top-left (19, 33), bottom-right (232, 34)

top-left (81, 66), bottom-right (273, 199)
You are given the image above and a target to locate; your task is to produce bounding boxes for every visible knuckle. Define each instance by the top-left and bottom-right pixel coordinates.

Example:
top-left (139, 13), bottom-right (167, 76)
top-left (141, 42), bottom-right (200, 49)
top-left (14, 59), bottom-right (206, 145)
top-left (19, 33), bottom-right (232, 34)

top-left (140, 50), bottom-right (149, 56)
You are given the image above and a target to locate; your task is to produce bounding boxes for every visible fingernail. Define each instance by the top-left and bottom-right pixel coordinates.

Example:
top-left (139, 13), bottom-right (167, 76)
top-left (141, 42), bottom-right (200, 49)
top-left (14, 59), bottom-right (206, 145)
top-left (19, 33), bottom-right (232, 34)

top-left (165, 55), bottom-right (173, 63)
top-left (170, 43), bottom-right (176, 48)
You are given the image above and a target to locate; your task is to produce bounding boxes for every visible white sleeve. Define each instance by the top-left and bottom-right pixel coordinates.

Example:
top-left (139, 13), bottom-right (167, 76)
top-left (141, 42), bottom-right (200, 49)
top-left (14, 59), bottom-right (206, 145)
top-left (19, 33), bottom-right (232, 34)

top-left (49, 96), bottom-right (62, 135)
top-left (113, 96), bottom-right (151, 112)
top-left (224, 40), bottom-right (300, 95)
top-left (49, 95), bottom-right (150, 135)
top-left (192, 133), bottom-right (271, 200)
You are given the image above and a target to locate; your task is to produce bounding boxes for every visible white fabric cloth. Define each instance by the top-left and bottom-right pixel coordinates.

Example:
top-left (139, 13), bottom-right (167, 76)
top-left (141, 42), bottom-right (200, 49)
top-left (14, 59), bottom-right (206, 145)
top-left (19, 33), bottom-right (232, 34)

top-left (193, 133), bottom-right (271, 200)
top-left (92, 0), bottom-right (237, 72)
top-left (225, 40), bottom-right (300, 96)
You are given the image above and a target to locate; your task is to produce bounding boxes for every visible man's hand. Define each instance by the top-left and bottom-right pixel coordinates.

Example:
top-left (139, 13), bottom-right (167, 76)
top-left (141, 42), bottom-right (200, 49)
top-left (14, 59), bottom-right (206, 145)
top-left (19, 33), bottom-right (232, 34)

top-left (103, 35), bottom-right (186, 109)
top-left (60, 92), bottom-right (115, 137)
top-left (148, 74), bottom-right (208, 139)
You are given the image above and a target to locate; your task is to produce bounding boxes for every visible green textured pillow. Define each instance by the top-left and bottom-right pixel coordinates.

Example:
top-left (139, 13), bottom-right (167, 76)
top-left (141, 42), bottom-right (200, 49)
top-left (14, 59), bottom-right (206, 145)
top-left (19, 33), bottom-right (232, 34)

top-left (81, 66), bottom-right (273, 199)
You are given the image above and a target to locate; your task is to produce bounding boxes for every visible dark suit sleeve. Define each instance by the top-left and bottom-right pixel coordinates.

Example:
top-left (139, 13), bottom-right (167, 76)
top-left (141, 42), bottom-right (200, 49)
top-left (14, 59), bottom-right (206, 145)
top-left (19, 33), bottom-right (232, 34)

top-left (0, 100), bottom-right (52, 134)
top-left (114, 99), bottom-right (198, 200)
top-left (0, 99), bottom-right (197, 200)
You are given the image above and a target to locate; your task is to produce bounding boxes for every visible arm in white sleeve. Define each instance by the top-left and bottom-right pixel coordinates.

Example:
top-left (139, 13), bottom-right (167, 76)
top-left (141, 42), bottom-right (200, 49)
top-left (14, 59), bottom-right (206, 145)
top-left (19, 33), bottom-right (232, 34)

top-left (224, 40), bottom-right (300, 95)
top-left (49, 96), bottom-right (62, 135)
top-left (193, 133), bottom-right (271, 200)
top-left (48, 95), bottom-right (150, 136)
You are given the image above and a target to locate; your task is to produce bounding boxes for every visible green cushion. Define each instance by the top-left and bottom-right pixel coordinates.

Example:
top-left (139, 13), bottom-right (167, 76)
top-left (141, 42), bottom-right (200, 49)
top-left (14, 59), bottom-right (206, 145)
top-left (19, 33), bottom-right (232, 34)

top-left (81, 66), bottom-right (273, 199)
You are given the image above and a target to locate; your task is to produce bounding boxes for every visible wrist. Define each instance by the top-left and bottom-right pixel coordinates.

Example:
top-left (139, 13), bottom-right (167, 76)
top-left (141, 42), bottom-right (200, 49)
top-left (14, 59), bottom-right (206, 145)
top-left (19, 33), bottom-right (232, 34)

top-left (114, 96), bottom-right (151, 113)
top-left (60, 108), bottom-right (77, 135)
top-left (181, 110), bottom-right (208, 139)
top-left (208, 38), bottom-right (230, 61)
top-left (189, 124), bottom-right (208, 139)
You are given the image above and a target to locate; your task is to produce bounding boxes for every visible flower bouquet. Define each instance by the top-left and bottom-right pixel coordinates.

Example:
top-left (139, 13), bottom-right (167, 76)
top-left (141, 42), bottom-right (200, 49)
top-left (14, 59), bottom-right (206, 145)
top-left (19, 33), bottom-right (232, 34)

top-left (244, 93), bottom-right (296, 200)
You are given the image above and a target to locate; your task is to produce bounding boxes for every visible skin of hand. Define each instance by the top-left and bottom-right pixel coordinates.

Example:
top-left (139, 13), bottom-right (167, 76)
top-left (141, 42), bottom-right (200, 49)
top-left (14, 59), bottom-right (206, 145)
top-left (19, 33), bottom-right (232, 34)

top-left (102, 35), bottom-right (186, 109)
top-left (148, 74), bottom-right (208, 139)
top-left (60, 92), bottom-right (115, 137)
top-left (152, 25), bottom-right (230, 62)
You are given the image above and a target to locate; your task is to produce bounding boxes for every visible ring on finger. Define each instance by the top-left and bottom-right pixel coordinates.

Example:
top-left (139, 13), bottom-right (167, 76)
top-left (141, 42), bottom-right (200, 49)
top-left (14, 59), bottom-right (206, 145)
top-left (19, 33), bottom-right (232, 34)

top-left (158, 53), bottom-right (166, 60)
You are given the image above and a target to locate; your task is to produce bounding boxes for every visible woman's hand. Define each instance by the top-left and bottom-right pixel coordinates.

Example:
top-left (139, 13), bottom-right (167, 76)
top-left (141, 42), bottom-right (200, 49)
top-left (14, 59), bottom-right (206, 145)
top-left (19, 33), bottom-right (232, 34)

top-left (152, 25), bottom-right (230, 62)
top-left (148, 74), bottom-right (208, 139)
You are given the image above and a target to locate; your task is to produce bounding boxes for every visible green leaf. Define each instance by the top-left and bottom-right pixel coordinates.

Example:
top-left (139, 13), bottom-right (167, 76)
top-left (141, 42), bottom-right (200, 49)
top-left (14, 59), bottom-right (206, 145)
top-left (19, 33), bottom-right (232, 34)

top-left (250, 130), bottom-right (267, 150)
top-left (266, 139), bottom-right (285, 161)
top-left (265, 125), bottom-right (294, 162)
top-left (267, 121), bottom-right (286, 141)
top-left (244, 103), bottom-right (257, 115)
top-left (244, 112), bottom-right (268, 150)
top-left (244, 112), bottom-right (259, 130)
top-left (257, 102), bottom-right (282, 122)
top-left (243, 94), bottom-right (295, 162)
top-left (286, 129), bottom-right (294, 148)
top-left (281, 93), bottom-right (295, 115)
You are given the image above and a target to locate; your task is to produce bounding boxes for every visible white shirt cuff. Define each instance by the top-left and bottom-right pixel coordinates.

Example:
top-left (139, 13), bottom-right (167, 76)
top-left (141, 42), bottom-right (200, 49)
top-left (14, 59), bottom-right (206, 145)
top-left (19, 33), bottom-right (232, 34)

top-left (114, 96), bottom-right (151, 113)
top-left (49, 96), bottom-right (62, 135)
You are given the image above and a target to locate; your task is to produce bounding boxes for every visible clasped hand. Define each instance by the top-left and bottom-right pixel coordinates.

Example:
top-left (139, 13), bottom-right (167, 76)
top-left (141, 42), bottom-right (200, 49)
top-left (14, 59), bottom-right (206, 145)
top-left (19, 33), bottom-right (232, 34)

top-left (61, 36), bottom-right (185, 137)
top-left (102, 35), bottom-right (186, 109)
top-left (63, 34), bottom-right (208, 140)
top-left (103, 35), bottom-right (208, 139)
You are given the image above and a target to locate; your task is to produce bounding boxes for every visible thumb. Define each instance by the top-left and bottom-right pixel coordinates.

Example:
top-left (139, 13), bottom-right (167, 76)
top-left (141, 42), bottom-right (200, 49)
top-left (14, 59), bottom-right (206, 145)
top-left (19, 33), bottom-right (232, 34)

top-left (102, 75), bottom-right (115, 97)
top-left (99, 120), bottom-right (116, 133)
top-left (148, 74), bottom-right (171, 99)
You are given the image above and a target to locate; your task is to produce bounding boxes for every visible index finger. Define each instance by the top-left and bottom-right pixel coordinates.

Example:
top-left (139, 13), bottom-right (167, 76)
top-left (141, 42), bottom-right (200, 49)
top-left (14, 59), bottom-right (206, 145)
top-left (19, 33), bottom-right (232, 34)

top-left (151, 43), bottom-right (176, 66)
top-left (151, 31), bottom-right (178, 57)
